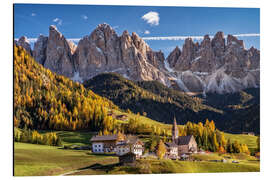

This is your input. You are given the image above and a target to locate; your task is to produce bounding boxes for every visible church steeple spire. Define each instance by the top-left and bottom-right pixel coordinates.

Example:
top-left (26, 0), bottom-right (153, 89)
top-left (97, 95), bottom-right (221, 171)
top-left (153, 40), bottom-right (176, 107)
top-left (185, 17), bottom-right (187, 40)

top-left (172, 116), bottom-right (179, 143)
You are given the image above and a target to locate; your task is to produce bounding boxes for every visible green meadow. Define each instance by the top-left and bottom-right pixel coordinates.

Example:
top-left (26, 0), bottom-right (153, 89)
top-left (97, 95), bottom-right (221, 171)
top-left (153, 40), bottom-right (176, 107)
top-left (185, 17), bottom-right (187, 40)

top-left (66, 158), bottom-right (259, 175)
top-left (224, 133), bottom-right (258, 152)
top-left (14, 142), bottom-right (118, 176)
top-left (14, 129), bottom-right (260, 176)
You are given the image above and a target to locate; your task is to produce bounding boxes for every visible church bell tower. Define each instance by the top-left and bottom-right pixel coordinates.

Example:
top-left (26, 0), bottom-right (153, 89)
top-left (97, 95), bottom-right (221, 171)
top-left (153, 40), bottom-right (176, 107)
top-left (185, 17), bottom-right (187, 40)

top-left (172, 116), bottom-right (179, 143)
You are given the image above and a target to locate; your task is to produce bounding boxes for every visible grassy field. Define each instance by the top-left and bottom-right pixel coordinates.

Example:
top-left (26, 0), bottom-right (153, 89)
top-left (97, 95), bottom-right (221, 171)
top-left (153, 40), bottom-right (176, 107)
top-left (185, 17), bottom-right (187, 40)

top-left (70, 158), bottom-right (259, 175)
top-left (14, 128), bottom-right (259, 176)
top-left (38, 130), bottom-right (94, 146)
top-left (224, 133), bottom-right (258, 152)
top-left (14, 142), bottom-right (259, 176)
top-left (112, 109), bottom-right (173, 130)
top-left (14, 142), bottom-right (118, 176)
top-left (192, 152), bottom-right (258, 162)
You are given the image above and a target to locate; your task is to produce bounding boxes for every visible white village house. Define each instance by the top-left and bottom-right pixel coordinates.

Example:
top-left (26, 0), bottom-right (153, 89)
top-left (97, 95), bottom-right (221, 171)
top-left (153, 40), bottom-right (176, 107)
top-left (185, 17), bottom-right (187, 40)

top-left (90, 134), bottom-right (124, 153)
top-left (115, 135), bottom-right (144, 157)
top-left (90, 134), bottom-right (144, 157)
top-left (164, 142), bottom-right (178, 159)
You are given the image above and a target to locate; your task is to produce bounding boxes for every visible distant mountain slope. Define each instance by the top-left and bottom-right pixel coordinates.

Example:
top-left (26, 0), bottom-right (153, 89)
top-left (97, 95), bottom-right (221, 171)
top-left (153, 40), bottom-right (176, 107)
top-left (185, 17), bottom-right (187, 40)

top-left (202, 88), bottom-right (260, 133)
top-left (84, 73), bottom-right (260, 134)
top-left (138, 80), bottom-right (260, 134)
top-left (83, 73), bottom-right (222, 124)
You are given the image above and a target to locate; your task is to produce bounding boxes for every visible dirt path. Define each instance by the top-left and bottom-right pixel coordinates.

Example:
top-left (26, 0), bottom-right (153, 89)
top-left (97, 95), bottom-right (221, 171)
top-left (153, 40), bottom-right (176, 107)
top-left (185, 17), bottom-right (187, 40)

top-left (58, 169), bottom-right (85, 176)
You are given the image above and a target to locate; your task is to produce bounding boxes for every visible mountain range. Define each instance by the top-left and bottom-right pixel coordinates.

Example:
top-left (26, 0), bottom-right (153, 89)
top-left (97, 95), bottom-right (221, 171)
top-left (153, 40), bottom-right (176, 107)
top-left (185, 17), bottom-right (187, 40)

top-left (15, 23), bottom-right (260, 95)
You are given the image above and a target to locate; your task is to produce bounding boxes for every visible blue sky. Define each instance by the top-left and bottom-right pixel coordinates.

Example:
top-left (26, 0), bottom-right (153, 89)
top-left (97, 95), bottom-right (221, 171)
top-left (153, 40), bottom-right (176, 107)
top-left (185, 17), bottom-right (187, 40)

top-left (14, 4), bottom-right (260, 57)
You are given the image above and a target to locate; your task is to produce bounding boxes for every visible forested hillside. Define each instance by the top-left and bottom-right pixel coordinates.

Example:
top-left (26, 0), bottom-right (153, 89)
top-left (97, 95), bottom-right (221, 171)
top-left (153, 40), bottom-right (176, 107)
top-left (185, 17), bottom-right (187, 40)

top-left (14, 45), bottom-right (118, 132)
top-left (84, 73), bottom-right (260, 134)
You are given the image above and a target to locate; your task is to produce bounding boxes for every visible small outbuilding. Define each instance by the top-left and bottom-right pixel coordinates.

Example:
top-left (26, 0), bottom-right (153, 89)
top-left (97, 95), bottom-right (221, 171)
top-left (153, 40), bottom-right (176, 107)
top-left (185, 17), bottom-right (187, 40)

top-left (242, 132), bottom-right (255, 136)
top-left (116, 114), bottom-right (128, 121)
top-left (119, 152), bottom-right (136, 164)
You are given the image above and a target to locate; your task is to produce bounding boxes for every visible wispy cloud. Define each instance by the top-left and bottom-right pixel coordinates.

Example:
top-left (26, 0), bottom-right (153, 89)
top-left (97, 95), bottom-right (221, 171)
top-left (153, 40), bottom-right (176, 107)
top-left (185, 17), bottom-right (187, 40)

top-left (142, 11), bottom-right (159, 26)
top-left (142, 33), bottom-right (260, 41)
top-left (234, 34), bottom-right (260, 37)
top-left (15, 38), bottom-right (81, 46)
top-left (15, 33), bottom-right (260, 45)
top-left (144, 30), bottom-right (150, 35)
top-left (31, 13), bottom-right (36, 17)
top-left (81, 15), bottom-right (88, 20)
top-left (113, 26), bottom-right (119, 30)
top-left (53, 18), bottom-right (63, 26)
top-left (14, 38), bottom-right (38, 43)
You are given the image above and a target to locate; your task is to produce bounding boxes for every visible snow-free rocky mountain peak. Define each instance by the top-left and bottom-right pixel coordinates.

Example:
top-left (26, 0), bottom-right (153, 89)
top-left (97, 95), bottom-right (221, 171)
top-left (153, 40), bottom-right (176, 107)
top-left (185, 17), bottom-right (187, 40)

top-left (17, 24), bottom-right (260, 94)
top-left (166, 31), bottom-right (260, 94)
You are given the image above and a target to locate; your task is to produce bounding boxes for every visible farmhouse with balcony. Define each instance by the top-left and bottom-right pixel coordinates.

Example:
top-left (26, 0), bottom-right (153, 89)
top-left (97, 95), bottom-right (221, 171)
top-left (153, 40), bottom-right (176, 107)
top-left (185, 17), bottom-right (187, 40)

top-left (115, 135), bottom-right (144, 157)
top-left (90, 133), bottom-right (144, 156)
top-left (90, 134), bottom-right (125, 153)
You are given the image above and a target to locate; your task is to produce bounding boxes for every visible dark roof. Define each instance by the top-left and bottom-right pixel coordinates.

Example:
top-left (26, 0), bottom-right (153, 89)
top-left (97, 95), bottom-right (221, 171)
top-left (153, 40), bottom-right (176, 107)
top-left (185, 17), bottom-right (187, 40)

top-left (125, 135), bottom-right (139, 144)
top-left (117, 114), bottom-right (128, 118)
top-left (165, 142), bottom-right (178, 147)
top-left (117, 135), bottom-right (143, 146)
top-left (90, 134), bottom-right (118, 142)
top-left (119, 151), bottom-right (136, 157)
top-left (178, 135), bottom-right (193, 145)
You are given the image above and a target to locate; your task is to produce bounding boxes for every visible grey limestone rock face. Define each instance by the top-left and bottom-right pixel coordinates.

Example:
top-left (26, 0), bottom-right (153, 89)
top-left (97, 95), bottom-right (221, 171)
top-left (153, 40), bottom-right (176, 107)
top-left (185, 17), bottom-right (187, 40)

top-left (18, 36), bottom-right (32, 55)
top-left (73, 23), bottom-right (169, 84)
top-left (33, 35), bottom-right (48, 65)
top-left (166, 32), bottom-right (260, 94)
top-left (26, 24), bottom-right (260, 94)
top-left (43, 25), bottom-right (75, 78)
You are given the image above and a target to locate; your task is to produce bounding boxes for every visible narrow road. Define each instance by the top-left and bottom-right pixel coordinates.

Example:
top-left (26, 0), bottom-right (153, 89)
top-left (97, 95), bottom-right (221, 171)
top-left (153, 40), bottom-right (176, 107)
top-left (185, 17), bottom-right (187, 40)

top-left (58, 169), bottom-right (85, 176)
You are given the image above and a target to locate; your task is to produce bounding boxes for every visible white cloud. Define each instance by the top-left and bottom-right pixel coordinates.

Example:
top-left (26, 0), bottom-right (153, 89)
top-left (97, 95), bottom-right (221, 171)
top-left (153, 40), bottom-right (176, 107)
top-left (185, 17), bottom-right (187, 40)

top-left (81, 15), bottom-right (88, 20)
top-left (142, 11), bottom-right (159, 26)
top-left (142, 36), bottom-right (205, 41)
top-left (31, 13), bottom-right (36, 17)
top-left (53, 18), bottom-right (63, 26)
top-left (234, 33), bottom-right (260, 37)
top-left (144, 30), bottom-right (150, 35)
top-left (142, 33), bottom-right (260, 41)
top-left (113, 26), bottom-right (119, 30)
top-left (15, 38), bottom-right (37, 43)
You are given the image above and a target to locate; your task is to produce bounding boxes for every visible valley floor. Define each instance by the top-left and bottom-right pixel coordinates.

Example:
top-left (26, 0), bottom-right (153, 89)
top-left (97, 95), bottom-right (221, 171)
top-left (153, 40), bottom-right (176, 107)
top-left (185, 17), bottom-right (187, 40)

top-left (14, 141), bottom-right (259, 176)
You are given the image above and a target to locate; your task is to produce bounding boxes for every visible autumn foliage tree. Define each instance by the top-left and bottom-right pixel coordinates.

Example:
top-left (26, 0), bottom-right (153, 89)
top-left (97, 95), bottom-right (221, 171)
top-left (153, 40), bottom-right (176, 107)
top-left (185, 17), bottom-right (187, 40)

top-left (14, 45), bottom-right (117, 133)
top-left (156, 139), bottom-right (166, 159)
